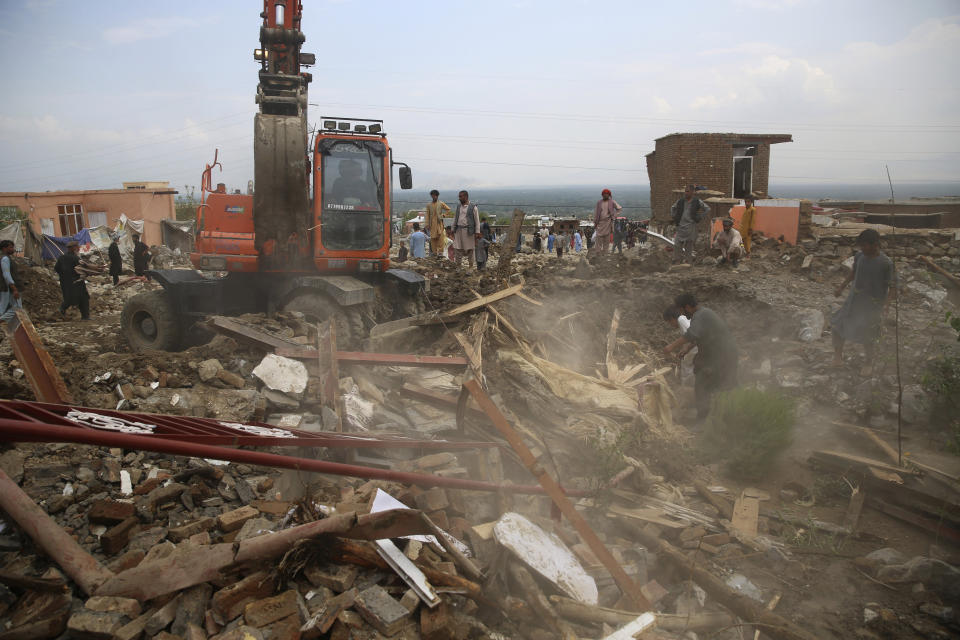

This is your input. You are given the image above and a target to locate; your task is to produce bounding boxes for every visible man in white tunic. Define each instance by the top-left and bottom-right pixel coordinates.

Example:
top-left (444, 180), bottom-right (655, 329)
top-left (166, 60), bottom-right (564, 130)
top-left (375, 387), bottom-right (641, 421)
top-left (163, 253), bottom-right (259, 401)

top-left (453, 190), bottom-right (481, 267)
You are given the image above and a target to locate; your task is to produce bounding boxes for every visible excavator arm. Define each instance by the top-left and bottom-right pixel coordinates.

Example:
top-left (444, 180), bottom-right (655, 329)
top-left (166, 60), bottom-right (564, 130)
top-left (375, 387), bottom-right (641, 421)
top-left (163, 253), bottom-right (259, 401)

top-left (253, 0), bottom-right (314, 270)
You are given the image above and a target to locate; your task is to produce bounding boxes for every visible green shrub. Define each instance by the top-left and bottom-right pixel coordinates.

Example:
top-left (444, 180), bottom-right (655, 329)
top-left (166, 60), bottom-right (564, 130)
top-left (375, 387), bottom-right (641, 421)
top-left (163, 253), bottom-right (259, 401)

top-left (704, 388), bottom-right (795, 480)
top-left (921, 313), bottom-right (960, 454)
top-left (922, 354), bottom-right (960, 454)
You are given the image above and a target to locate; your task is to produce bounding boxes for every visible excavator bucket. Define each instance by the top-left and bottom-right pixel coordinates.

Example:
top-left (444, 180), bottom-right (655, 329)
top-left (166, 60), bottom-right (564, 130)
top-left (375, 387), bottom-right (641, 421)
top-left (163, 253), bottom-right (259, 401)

top-left (253, 113), bottom-right (311, 270)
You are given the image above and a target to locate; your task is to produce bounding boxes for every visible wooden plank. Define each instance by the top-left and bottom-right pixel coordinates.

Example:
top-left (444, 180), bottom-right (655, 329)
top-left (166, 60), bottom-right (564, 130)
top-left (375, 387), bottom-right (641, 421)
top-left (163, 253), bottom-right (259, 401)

top-left (813, 450), bottom-right (920, 476)
top-left (5, 310), bottom-right (73, 404)
top-left (605, 308), bottom-right (621, 381)
top-left (920, 255), bottom-right (960, 289)
top-left (453, 332), bottom-right (482, 377)
top-left (207, 316), bottom-right (302, 351)
top-left (842, 488), bottom-right (866, 533)
top-left (430, 283), bottom-right (523, 323)
top-left (868, 497), bottom-right (960, 545)
top-left (731, 492), bottom-right (759, 538)
top-left (275, 348), bottom-right (468, 368)
top-left (516, 292), bottom-right (543, 306)
top-left (317, 321), bottom-right (343, 433)
top-left (399, 383), bottom-right (486, 421)
top-left (602, 612), bottom-right (656, 640)
top-left (831, 422), bottom-right (900, 465)
top-left (753, 593), bottom-right (782, 640)
top-left (608, 504), bottom-right (688, 530)
top-left (495, 209), bottom-right (526, 281)
top-left (695, 482), bottom-right (733, 520)
top-left (463, 379), bottom-right (651, 611)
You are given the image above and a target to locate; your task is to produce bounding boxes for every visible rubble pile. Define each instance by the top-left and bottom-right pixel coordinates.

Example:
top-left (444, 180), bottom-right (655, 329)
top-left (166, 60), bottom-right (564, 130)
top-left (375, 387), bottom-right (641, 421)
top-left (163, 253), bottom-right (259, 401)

top-left (0, 230), bottom-right (958, 639)
top-left (150, 245), bottom-right (194, 271)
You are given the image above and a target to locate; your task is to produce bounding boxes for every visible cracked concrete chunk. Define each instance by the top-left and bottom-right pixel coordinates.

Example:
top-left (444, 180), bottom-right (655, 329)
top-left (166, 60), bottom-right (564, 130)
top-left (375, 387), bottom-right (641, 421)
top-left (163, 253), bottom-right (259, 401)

top-left (252, 354), bottom-right (308, 396)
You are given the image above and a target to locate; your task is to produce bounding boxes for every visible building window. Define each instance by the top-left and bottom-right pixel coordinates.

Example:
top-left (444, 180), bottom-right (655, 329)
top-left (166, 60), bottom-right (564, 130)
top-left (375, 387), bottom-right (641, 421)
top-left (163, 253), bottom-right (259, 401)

top-left (57, 204), bottom-right (84, 235)
top-left (87, 211), bottom-right (107, 228)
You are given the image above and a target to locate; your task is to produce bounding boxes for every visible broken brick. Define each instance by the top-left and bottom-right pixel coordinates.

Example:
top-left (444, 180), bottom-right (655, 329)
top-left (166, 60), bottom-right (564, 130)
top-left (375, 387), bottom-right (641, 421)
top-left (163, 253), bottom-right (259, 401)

top-left (301, 588), bottom-right (357, 638)
top-left (100, 516), bottom-right (139, 555)
top-left (216, 368), bottom-right (246, 389)
top-left (212, 572), bottom-right (277, 621)
top-left (210, 626), bottom-right (264, 640)
top-left (216, 505), bottom-right (259, 532)
top-left (413, 488), bottom-right (449, 512)
top-left (243, 589), bottom-right (299, 628)
top-left (304, 564), bottom-right (358, 592)
top-left (84, 595), bottom-right (142, 618)
top-left (353, 585), bottom-right (411, 637)
top-left (420, 601), bottom-right (462, 640)
top-left (171, 583), bottom-right (212, 637)
top-left (167, 516), bottom-right (215, 542)
top-left (67, 610), bottom-right (128, 639)
top-left (144, 593), bottom-right (182, 636)
top-left (106, 549), bottom-right (145, 573)
top-left (87, 499), bottom-right (136, 525)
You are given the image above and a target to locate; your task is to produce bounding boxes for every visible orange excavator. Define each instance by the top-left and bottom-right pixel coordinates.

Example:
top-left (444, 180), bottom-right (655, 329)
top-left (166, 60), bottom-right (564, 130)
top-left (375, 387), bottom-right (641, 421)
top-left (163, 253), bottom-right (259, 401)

top-left (121, 0), bottom-right (420, 351)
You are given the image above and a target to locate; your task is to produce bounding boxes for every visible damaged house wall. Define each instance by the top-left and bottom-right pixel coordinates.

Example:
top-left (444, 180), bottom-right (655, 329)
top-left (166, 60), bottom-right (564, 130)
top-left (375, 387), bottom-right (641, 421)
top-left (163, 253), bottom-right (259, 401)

top-left (646, 132), bottom-right (792, 223)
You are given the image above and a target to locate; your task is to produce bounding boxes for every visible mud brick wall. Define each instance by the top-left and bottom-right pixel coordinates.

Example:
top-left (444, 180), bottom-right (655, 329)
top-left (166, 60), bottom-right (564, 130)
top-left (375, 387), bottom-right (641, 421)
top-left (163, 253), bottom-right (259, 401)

top-left (647, 134), bottom-right (776, 223)
top-left (816, 231), bottom-right (960, 264)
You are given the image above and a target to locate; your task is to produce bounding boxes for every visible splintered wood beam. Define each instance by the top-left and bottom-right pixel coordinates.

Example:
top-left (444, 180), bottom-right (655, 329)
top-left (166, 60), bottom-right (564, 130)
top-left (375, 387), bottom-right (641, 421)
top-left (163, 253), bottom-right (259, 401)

top-left (462, 379), bottom-right (651, 611)
top-left (276, 348), bottom-right (469, 368)
top-left (400, 383), bottom-right (488, 421)
top-left (496, 209), bottom-right (526, 281)
top-left (207, 316), bottom-right (303, 351)
top-left (4, 310), bottom-right (73, 404)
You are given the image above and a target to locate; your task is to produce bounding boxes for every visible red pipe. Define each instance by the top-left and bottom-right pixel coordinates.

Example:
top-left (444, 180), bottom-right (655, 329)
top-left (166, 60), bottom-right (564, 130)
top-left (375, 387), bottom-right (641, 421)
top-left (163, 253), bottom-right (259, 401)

top-left (0, 469), bottom-right (114, 596)
top-left (0, 419), bottom-right (586, 497)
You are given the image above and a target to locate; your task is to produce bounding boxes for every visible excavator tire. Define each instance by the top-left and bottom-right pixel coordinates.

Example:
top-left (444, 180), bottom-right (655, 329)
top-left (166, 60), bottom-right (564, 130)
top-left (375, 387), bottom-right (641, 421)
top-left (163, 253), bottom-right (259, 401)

top-left (121, 290), bottom-right (182, 352)
top-left (283, 291), bottom-right (365, 349)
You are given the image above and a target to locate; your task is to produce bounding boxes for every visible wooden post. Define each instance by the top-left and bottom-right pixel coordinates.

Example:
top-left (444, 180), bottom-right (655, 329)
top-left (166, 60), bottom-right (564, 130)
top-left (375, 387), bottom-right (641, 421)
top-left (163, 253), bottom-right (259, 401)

top-left (496, 209), bottom-right (525, 281)
top-left (463, 379), bottom-right (650, 611)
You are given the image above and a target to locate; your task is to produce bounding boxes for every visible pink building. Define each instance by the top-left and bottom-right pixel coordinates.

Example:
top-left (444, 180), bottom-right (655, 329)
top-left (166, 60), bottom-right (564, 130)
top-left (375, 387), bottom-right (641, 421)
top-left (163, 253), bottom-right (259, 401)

top-left (0, 182), bottom-right (177, 244)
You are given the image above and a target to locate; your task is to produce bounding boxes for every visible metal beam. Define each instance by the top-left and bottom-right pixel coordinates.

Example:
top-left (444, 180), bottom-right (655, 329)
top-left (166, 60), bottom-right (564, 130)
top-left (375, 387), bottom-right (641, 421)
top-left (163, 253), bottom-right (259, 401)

top-left (0, 416), bottom-right (580, 496)
top-left (0, 399), bottom-right (498, 451)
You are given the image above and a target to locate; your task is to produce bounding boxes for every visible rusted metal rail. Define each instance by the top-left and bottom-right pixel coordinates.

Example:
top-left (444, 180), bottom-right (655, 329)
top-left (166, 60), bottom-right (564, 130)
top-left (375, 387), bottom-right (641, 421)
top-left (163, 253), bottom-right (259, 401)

top-left (0, 406), bottom-right (586, 496)
top-left (0, 399), bottom-right (497, 451)
top-left (4, 309), bottom-right (73, 404)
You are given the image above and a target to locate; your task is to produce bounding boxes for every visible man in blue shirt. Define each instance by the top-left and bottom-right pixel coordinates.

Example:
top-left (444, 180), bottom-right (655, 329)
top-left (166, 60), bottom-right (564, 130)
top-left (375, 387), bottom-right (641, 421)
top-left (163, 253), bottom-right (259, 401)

top-left (408, 222), bottom-right (428, 259)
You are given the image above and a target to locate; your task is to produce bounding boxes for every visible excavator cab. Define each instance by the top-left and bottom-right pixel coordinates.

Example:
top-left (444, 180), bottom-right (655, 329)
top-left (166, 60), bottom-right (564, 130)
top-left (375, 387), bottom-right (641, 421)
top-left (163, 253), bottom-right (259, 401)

top-left (312, 118), bottom-right (412, 273)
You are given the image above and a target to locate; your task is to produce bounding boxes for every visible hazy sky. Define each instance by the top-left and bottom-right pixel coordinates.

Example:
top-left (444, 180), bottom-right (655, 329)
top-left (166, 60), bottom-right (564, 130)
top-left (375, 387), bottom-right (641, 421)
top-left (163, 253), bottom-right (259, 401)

top-left (1, 0), bottom-right (958, 194)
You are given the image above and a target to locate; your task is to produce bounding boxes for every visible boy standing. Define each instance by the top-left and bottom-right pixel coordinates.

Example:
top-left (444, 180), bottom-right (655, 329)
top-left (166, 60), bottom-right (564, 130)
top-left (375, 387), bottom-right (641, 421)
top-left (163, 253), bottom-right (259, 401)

top-left (831, 228), bottom-right (895, 375)
top-left (408, 222), bottom-right (428, 259)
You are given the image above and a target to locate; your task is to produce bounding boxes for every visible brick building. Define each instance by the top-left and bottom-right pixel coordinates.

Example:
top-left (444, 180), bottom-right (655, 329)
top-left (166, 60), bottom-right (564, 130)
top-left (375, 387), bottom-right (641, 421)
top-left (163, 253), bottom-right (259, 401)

top-left (0, 183), bottom-right (177, 243)
top-left (645, 133), bottom-right (792, 222)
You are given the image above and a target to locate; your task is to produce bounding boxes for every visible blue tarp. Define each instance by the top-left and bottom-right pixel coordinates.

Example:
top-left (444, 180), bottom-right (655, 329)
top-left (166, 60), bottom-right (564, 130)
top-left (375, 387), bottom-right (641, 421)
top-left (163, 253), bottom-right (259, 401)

top-left (41, 229), bottom-right (93, 260)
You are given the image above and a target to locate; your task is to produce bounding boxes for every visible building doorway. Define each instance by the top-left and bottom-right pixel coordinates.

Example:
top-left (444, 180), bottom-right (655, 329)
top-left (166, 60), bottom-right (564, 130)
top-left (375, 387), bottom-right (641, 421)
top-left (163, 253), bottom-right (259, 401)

top-left (732, 156), bottom-right (753, 199)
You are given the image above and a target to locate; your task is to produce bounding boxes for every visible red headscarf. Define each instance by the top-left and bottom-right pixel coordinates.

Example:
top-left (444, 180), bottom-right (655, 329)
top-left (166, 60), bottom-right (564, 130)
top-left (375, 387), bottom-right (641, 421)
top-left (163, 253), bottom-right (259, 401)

top-left (601, 188), bottom-right (611, 196)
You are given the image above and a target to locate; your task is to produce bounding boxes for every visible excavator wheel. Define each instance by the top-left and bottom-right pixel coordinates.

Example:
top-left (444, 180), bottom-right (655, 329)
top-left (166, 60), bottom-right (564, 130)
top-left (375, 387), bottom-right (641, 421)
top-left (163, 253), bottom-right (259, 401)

top-left (283, 292), bottom-right (366, 349)
top-left (121, 290), bottom-right (182, 352)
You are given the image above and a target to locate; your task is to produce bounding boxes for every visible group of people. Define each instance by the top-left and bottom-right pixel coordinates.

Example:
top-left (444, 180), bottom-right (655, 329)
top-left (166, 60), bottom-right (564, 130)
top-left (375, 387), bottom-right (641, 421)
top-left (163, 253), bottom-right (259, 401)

top-left (407, 188), bottom-right (650, 267)
top-left (0, 232), bottom-right (153, 324)
top-left (405, 190), bottom-right (495, 269)
top-left (660, 227), bottom-right (895, 420)
top-left (670, 184), bottom-right (757, 266)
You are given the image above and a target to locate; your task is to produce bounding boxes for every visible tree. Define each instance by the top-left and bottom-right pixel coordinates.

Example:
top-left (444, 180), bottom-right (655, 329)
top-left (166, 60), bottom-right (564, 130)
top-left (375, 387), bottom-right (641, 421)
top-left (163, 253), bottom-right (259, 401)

top-left (0, 206), bottom-right (28, 229)
top-left (175, 185), bottom-right (198, 222)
